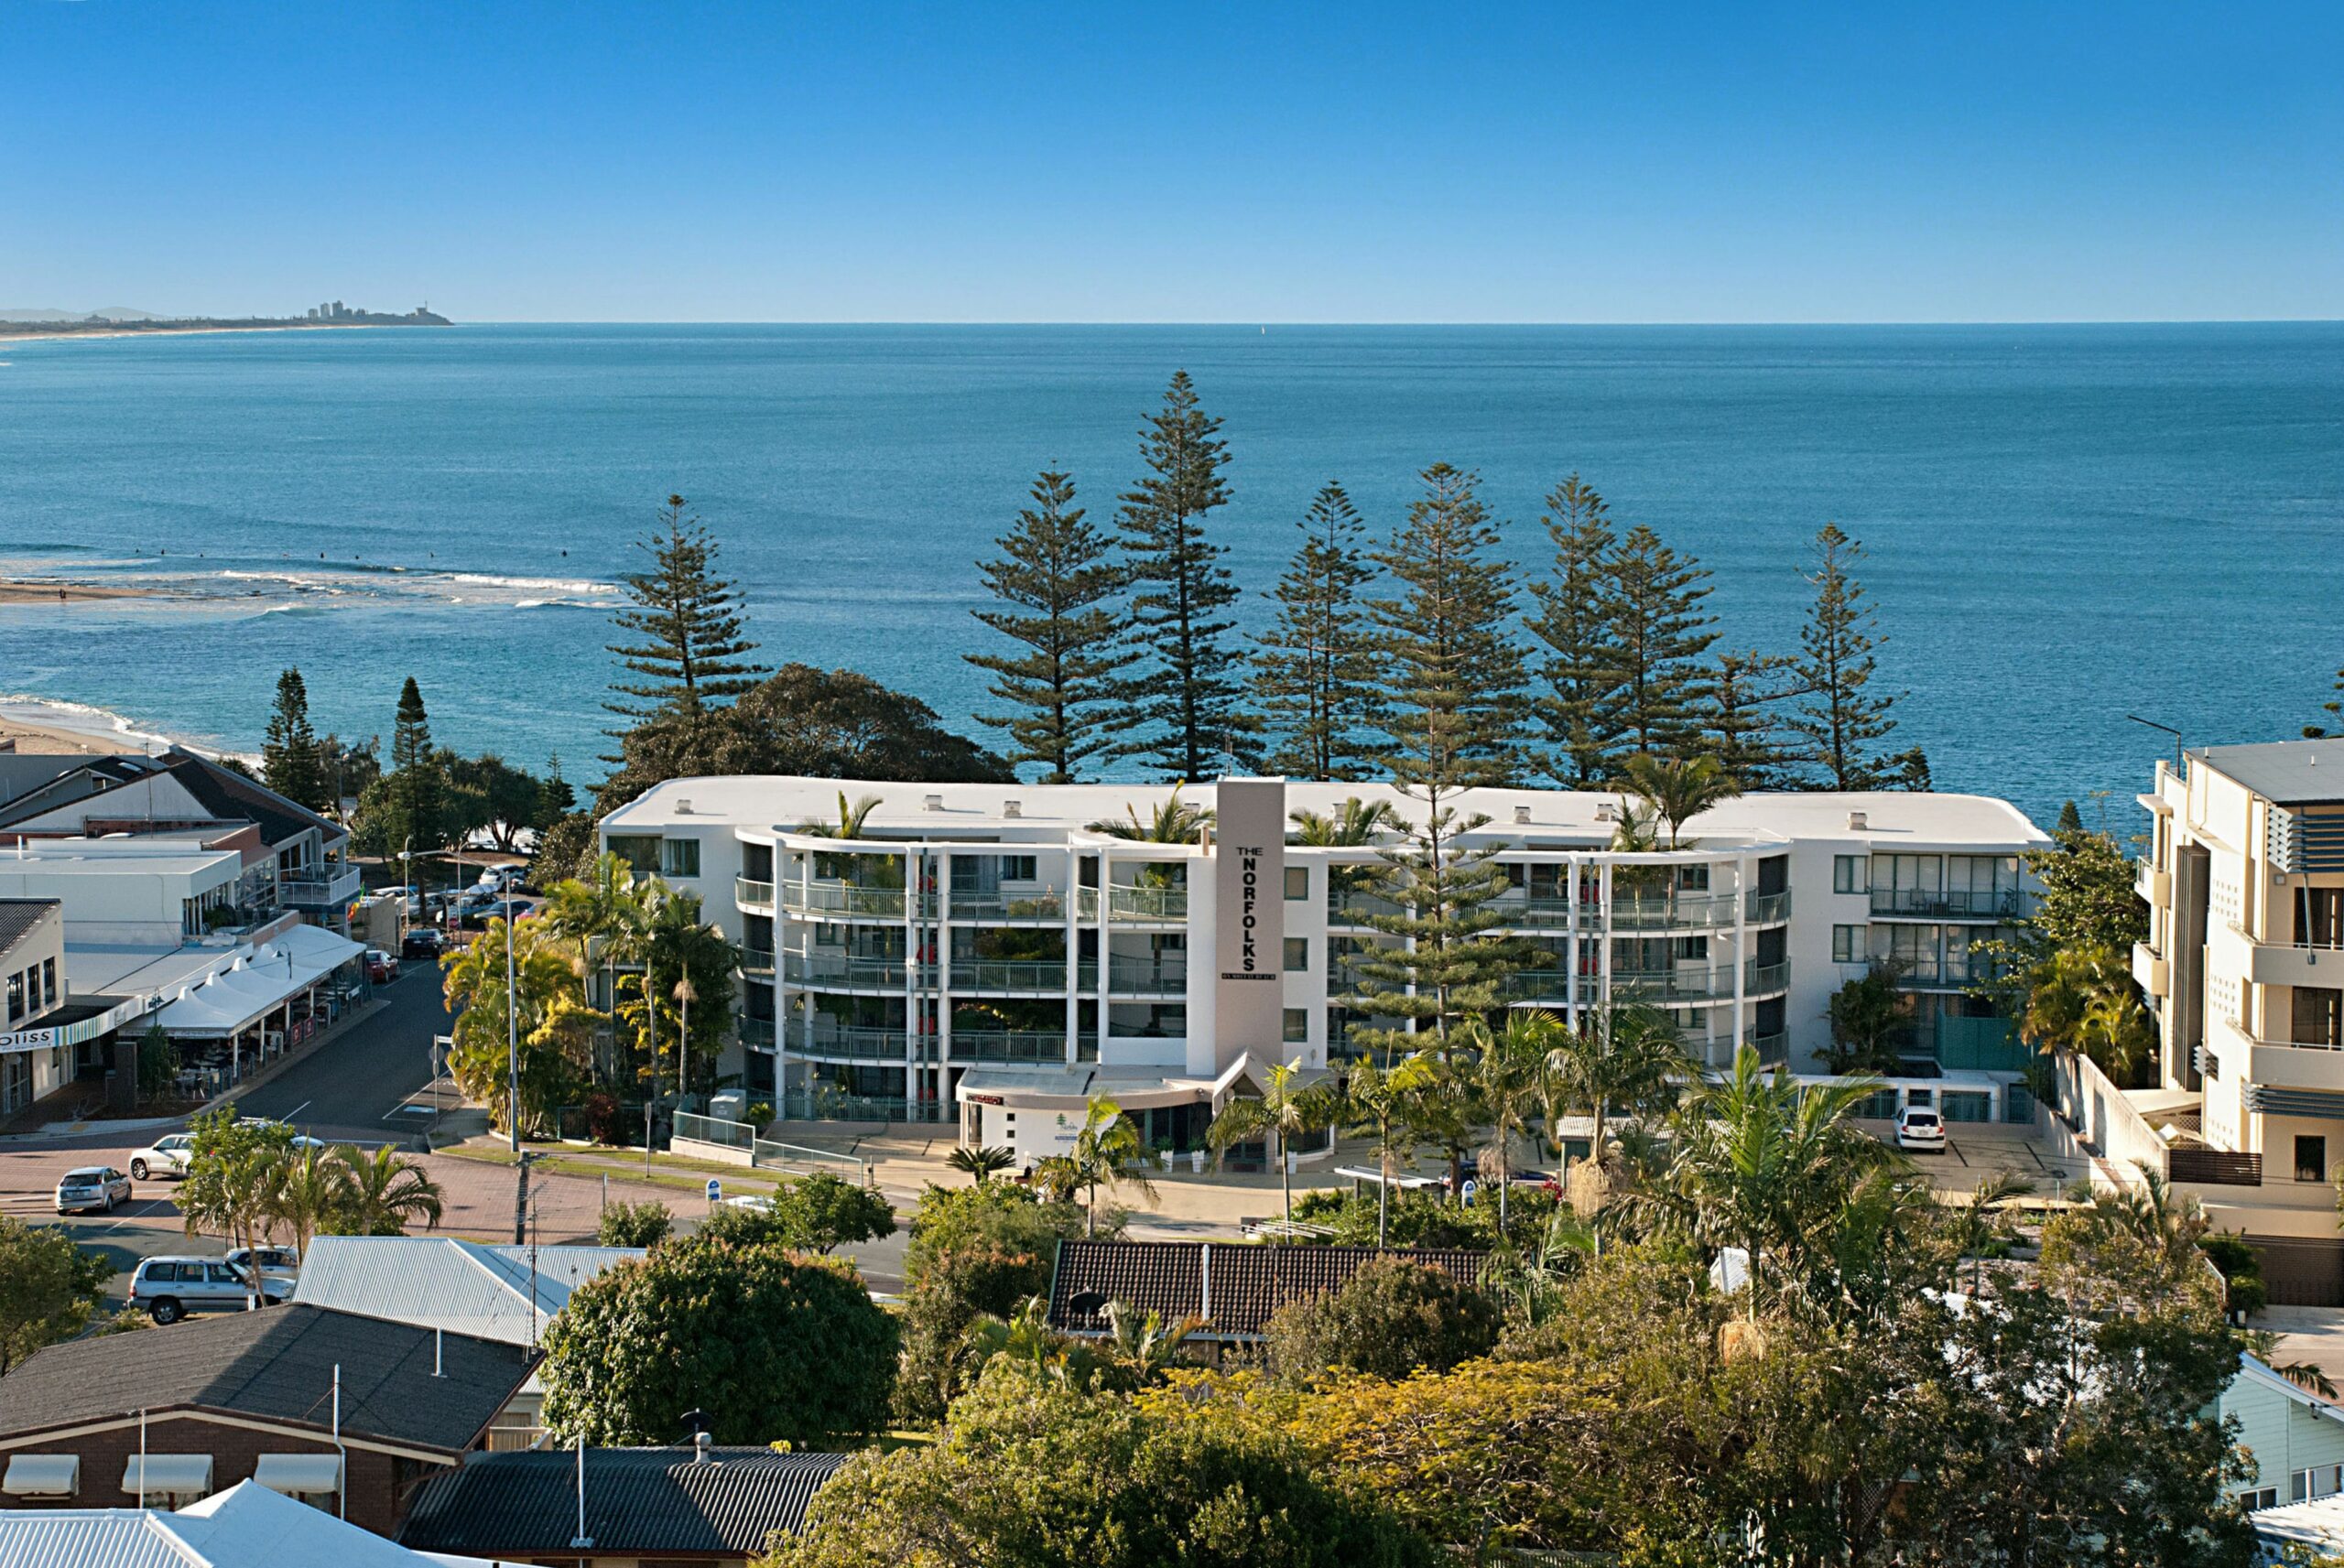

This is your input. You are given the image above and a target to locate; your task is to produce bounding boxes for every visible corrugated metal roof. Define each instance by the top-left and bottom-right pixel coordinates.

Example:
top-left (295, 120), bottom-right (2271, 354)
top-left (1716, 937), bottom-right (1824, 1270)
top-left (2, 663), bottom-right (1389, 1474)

top-left (0, 1305), bottom-right (533, 1455)
top-left (2192, 740), bottom-right (2344, 806)
top-left (0, 901), bottom-right (59, 959)
top-left (291, 1238), bottom-right (645, 1345)
top-left (0, 1512), bottom-right (201, 1568)
top-left (399, 1447), bottom-right (851, 1556)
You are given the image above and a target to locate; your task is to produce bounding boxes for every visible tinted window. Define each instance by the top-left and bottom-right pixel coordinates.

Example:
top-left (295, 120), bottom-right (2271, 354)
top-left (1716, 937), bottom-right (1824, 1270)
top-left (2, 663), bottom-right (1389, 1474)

top-left (143, 1263), bottom-right (179, 1283)
top-left (206, 1265), bottom-right (240, 1284)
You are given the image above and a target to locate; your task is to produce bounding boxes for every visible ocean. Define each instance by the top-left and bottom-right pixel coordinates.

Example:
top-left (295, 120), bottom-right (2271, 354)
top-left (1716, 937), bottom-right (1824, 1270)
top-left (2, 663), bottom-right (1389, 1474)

top-left (0, 322), bottom-right (2338, 828)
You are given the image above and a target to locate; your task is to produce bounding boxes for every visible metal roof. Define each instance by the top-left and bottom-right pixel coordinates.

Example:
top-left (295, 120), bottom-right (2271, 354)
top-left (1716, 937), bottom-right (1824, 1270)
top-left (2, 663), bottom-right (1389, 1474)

top-left (0, 1513), bottom-right (198, 1568)
top-left (0, 1305), bottom-right (533, 1456)
top-left (399, 1447), bottom-right (852, 1557)
top-left (290, 1237), bottom-right (645, 1345)
top-left (1047, 1239), bottom-right (1491, 1341)
top-left (0, 1480), bottom-right (474, 1566)
top-left (2191, 740), bottom-right (2344, 806)
top-left (0, 900), bottom-right (59, 957)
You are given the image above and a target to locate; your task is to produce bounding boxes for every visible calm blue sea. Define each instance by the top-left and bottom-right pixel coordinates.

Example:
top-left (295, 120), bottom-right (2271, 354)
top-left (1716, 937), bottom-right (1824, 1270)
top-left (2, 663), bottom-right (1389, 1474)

top-left (0, 322), bottom-right (2338, 828)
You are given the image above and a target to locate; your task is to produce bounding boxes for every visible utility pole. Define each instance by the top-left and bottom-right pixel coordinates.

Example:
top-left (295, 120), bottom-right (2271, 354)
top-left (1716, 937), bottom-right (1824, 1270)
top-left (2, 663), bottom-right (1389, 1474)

top-left (514, 1150), bottom-right (531, 1247)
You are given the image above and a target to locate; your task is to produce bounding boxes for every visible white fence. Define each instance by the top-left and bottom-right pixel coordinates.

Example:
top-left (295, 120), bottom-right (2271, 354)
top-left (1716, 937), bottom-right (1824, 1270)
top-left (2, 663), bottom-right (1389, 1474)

top-left (2047, 1051), bottom-right (2170, 1191)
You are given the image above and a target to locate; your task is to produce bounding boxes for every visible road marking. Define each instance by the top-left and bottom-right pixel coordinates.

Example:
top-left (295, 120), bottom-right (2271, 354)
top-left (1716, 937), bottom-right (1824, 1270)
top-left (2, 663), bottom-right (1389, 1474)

top-left (102, 1198), bottom-right (173, 1235)
top-left (281, 1100), bottom-right (312, 1122)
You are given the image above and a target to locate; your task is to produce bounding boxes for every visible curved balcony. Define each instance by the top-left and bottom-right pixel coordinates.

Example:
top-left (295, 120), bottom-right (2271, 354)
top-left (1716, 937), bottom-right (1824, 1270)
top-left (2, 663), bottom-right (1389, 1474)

top-left (1078, 885), bottom-right (1189, 923)
top-left (950, 958), bottom-right (1073, 994)
top-left (947, 889), bottom-right (1071, 924)
top-left (783, 881), bottom-right (919, 921)
top-left (782, 951), bottom-right (932, 991)
top-left (735, 877), bottom-right (775, 910)
top-left (1745, 890), bottom-right (1792, 925)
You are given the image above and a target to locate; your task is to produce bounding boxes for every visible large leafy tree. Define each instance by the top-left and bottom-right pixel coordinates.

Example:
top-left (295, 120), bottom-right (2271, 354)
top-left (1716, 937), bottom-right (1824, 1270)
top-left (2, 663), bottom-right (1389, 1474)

top-left (1598, 524), bottom-right (1717, 764)
top-left (439, 914), bottom-right (597, 1130)
top-left (1525, 473), bottom-right (1623, 787)
top-left (260, 666), bottom-right (326, 811)
top-left (540, 1237), bottom-right (895, 1445)
top-left (967, 470), bottom-right (1128, 783)
top-left (1115, 372), bottom-right (1252, 778)
top-left (605, 493), bottom-right (765, 725)
top-left (1262, 1257), bottom-right (1500, 1387)
top-left (769, 1364), bottom-right (1438, 1568)
top-left (1975, 824), bottom-right (2154, 1080)
top-left (1256, 481), bottom-right (1386, 781)
top-left (0, 1218), bottom-right (113, 1373)
top-left (1787, 523), bottom-right (1929, 790)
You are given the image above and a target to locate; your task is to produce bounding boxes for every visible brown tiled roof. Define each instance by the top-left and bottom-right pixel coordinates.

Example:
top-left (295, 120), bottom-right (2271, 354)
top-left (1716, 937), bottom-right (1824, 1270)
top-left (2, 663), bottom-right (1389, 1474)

top-left (1047, 1240), bottom-right (1489, 1341)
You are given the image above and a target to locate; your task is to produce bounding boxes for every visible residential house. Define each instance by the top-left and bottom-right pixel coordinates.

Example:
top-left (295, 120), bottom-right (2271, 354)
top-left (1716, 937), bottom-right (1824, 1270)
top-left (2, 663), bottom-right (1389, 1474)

top-left (0, 1478), bottom-right (504, 1567)
top-left (0, 1304), bottom-right (534, 1537)
top-left (399, 1444), bottom-right (851, 1565)
top-left (2219, 1351), bottom-right (2344, 1511)
top-left (1046, 1238), bottom-right (1489, 1345)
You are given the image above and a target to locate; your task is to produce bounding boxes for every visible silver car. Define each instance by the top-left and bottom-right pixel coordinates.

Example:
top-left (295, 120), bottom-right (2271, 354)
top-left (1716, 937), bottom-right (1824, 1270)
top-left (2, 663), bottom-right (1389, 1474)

top-left (54, 1166), bottom-right (131, 1215)
top-left (127, 1256), bottom-right (285, 1323)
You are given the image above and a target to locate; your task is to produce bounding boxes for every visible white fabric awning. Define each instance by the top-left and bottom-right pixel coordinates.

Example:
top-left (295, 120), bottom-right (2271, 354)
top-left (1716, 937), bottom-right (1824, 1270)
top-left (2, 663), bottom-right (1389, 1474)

top-left (253, 1453), bottom-right (342, 1495)
top-left (123, 1453), bottom-right (213, 1496)
top-left (1, 1454), bottom-right (79, 1497)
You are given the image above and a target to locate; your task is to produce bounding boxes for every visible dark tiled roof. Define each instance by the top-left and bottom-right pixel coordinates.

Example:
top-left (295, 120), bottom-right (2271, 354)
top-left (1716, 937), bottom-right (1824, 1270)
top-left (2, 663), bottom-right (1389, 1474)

top-left (399, 1447), bottom-right (852, 1557)
top-left (159, 751), bottom-right (346, 849)
top-left (0, 1304), bottom-right (533, 1454)
top-left (0, 900), bottom-right (59, 955)
top-left (1048, 1240), bottom-right (1491, 1340)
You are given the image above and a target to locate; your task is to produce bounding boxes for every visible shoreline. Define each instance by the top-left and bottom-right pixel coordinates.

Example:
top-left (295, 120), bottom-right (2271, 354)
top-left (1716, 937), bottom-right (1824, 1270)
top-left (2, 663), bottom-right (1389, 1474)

top-left (0, 579), bottom-right (167, 603)
top-left (0, 322), bottom-right (428, 347)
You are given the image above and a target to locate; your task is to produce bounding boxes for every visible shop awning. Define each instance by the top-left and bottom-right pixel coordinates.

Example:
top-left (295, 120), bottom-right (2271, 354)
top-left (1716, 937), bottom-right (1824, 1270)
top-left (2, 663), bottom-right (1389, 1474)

top-left (152, 927), bottom-right (362, 1038)
top-left (123, 1453), bottom-right (213, 1496)
top-left (1, 1454), bottom-right (79, 1497)
top-left (253, 1453), bottom-right (342, 1495)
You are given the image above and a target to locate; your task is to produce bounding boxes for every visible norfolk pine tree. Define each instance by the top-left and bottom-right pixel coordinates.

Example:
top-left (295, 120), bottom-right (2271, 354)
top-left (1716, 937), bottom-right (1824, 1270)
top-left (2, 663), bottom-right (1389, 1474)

top-left (1600, 523), bottom-right (1717, 762)
top-left (1114, 372), bottom-right (1254, 778)
top-left (386, 676), bottom-right (446, 848)
top-left (1256, 481), bottom-right (1385, 780)
top-left (1704, 647), bottom-right (1806, 789)
top-left (260, 667), bottom-right (327, 810)
top-left (606, 494), bottom-right (765, 725)
top-left (967, 469), bottom-right (1128, 783)
top-left (1524, 473), bottom-right (1624, 786)
top-left (1788, 523), bottom-right (1930, 789)
top-left (1349, 465), bottom-right (1536, 1192)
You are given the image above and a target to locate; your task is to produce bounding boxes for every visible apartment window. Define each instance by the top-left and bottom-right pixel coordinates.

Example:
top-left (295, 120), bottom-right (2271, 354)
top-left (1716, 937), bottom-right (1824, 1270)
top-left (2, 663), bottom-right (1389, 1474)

top-left (1001, 855), bottom-right (1037, 883)
top-left (4, 973), bottom-right (18, 1024)
top-left (1284, 938), bottom-right (1308, 973)
top-left (1833, 855), bottom-right (1868, 895)
top-left (659, 838), bottom-right (701, 878)
top-left (1285, 867), bottom-right (1308, 901)
top-left (1677, 864), bottom-right (1710, 892)
top-left (2298, 1136), bottom-right (2329, 1186)
top-left (2300, 887), bottom-right (2344, 949)
top-left (2294, 989), bottom-right (2344, 1048)
top-left (606, 836), bottom-right (661, 877)
top-left (2241, 1487), bottom-right (2278, 1511)
top-left (1673, 935), bottom-right (1708, 961)
top-left (39, 959), bottom-right (55, 1008)
top-left (1832, 925), bottom-right (1864, 964)
top-left (1283, 1007), bottom-right (1308, 1044)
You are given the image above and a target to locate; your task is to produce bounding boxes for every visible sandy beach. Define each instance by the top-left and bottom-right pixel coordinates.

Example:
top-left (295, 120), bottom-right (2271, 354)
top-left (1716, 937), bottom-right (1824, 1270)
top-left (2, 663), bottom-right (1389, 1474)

top-left (0, 716), bottom-right (110, 755)
top-left (0, 579), bottom-right (161, 603)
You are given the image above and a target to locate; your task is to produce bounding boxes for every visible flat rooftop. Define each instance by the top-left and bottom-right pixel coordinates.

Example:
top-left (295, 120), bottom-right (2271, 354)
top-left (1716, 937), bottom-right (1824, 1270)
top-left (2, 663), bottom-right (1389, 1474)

top-left (2191, 739), bottom-right (2344, 807)
top-left (604, 775), bottom-right (2047, 851)
top-left (0, 834), bottom-right (241, 877)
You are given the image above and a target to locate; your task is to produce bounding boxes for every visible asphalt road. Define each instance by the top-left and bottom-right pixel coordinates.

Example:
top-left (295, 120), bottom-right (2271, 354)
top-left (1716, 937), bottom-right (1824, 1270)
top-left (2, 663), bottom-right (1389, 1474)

top-left (233, 967), bottom-right (449, 1146)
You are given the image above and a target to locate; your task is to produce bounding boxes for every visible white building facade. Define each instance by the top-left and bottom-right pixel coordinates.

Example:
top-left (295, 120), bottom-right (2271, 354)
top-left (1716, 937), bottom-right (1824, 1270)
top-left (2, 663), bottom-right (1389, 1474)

top-left (602, 775), bottom-right (2047, 1152)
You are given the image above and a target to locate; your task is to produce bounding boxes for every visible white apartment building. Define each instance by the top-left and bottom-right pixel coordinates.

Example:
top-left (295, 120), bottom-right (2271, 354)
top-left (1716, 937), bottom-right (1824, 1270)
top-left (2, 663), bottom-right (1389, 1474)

top-left (2139, 740), bottom-right (2344, 1182)
top-left (601, 775), bottom-right (2047, 1154)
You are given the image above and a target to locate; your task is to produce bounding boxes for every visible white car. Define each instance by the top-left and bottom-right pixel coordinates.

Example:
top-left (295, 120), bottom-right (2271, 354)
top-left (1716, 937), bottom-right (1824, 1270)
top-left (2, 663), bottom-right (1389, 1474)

top-left (1895, 1107), bottom-right (1948, 1152)
top-left (128, 1133), bottom-right (196, 1181)
top-left (225, 1245), bottom-right (301, 1286)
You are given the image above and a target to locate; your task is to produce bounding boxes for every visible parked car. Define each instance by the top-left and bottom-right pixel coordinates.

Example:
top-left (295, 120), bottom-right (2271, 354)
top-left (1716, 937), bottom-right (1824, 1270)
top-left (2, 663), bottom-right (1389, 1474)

top-left (224, 1245), bottom-right (301, 1285)
top-left (54, 1166), bottom-right (131, 1215)
top-left (128, 1256), bottom-right (287, 1323)
top-left (128, 1132), bottom-right (197, 1181)
top-left (401, 928), bottom-right (445, 960)
top-left (1895, 1107), bottom-right (1947, 1152)
top-left (233, 1118), bottom-right (330, 1152)
top-left (365, 949), bottom-right (399, 984)
top-left (478, 867), bottom-right (526, 893)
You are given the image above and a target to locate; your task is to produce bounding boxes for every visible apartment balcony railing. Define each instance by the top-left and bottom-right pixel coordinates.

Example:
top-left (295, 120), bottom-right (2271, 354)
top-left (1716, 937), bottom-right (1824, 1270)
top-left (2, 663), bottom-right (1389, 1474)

top-left (1104, 958), bottom-right (1188, 996)
top-left (782, 951), bottom-right (930, 989)
top-left (947, 889), bottom-right (1071, 922)
top-left (280, 866), bottom-right (364, 906)
top-left (784, 881), bottom-right (917, 920)
top-left (1744, 959), bottom-right (1792, 994)
top-left (1329, 889), bottom-right (1407, 925)
top-left (1609, 892), bottom-right (1740, 930)
top-left (950, 1031), bottom-right (1070, 1065)
top-left (1077, 884), bottom-right (1189, 922)
top-left (1493, 896), bottom-right (1581, 929)
top-left (1503, 969), bottom-right (1589, 1003)
top-left (1745, 890), bottom-right (1793, 925)
top-left (1880, 955), bottom-right (2003, 989)
top-left (735, 877), bottom-right (776, 910)
top-left (950, 958), bottom-right (1073, 992)
top-left (1868, 887), bottom-right (2023, 920)
top-left (741, 946), bottom-right (776, 980)
top-left (738, 1016), bottom-right (776, 1047)
top-left (801, 1028), bottom-right (936, 1063)
top-left (2135, 857), bottom-right (2170, 906)
top-left (1745, 1030), bottom-right (1790, 1065)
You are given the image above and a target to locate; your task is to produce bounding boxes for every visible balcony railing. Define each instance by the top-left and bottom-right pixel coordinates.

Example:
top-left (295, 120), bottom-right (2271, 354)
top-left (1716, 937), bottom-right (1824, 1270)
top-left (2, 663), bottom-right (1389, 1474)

top-left (1329, 889), bottom-right (1407, 925)
top-left (948, 889), bottom-right (1071, 922)
top-left (1077, 884), bottom-right (1189, 922)
top-left (2226, 1018), bottom-right (2344, 1053)
top-left (1869, 887), bottom-right (2022, 920)
top-left (1105, 958), bottom-right (1188, 996)
top-left (1610, 892), bottom-right (1740, 930)
top-left (782, 951), bottom-right (928, 988)
top-left (950, 958), bottom-right (1072, 992)
top-left (1492, 896), bottom-right (1580, 928)
top-left (802, 1027), bottom-right (918, 1062)
top-left (1744, 959), bottom-right (1791, 993)
top-left (735, 877), bottom-right (776, 909)
top-left (950, 1031), bottom-right (1070, 1064)
top-left (784, 881), bottom-right (917, 919)
top-left (738, 1016), bottom-right (776, 1047)
top-left (1745, 890), bottom-right (1793, 925)
top-left (280, 866), bottom-right (364, 905)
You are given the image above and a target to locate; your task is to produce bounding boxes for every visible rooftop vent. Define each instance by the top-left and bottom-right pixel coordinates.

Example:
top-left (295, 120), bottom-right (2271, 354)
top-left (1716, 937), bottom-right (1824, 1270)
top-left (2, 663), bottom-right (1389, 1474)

top-left (675, 798), bottom-right (693, 815)
top-left (1595, 802), bottom-right (1618, 823)
top-left (1004, 800), bottom-right (1022, 818)
top-left (693, 1431), bottom-right (713, 1465)
top-left (924, 794), bottom-right (944, 812)
top-left (1847, 810), bottom-right (1869, 831)
top-left (1514, 806), bottom-right (1532, 826)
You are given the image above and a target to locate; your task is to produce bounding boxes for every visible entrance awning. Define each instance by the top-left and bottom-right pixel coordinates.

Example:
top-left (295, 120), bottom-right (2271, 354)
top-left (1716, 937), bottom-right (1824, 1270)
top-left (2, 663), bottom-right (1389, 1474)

top-left (123, 1453), bottom-right (213, 1496)
top-left (253, 1453), bottom-right (342, 1495)
top-left (2, 1454), bottom-right (79, 1497)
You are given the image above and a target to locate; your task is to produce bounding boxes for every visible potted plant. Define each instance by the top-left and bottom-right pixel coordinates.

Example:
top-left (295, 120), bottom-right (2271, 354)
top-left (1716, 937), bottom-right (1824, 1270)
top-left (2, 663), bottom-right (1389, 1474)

top-left (1155, 1137), bottom-right (1176, 1173)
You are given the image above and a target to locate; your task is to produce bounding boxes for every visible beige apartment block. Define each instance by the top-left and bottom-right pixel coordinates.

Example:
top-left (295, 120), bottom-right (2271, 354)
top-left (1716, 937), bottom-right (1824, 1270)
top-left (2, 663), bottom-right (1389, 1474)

top-left (2140, 741), bottom-right (2344, 1182)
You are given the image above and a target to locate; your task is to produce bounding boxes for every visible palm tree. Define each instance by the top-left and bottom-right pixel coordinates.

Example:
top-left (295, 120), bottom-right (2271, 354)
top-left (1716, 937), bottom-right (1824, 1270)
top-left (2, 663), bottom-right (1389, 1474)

top-left (1656, 1044), bottom-right (1897, 1318)
top-left (1463, 1012), bottom-right (1554, 1233)
top-left (946, 1144), bottom-right (1016, 1184)
top-left (1066, 1097), bottom-right (1156, 1234)
top-left (1288, 797), bottom-right (1403, 846)
top-left (1341, 1055), bottom-right (1427, 1246)
top-left (798, 791), bottom-right (884, 839)
top-left (1087, 790), bottom-right (1214, 843)
top-left (1620, 752), bottom-right (1742, 849)
top-left (538, 852), bottom-right (652, 1083)
top-left (334, 1143), bottom-right (446, 1235)
top-left (635, 889), bottom-right (737, 1101)
top-left (1539, 1001), bottom-right (1689, 1170)
top-left (2095, 1160), bottom-right (2208, 1269)
top-left (266, 1143), bottom-right (353, 1254)
top-left (1101, 1298), bottom-right (1204, 1383)
top-left (1205, 1059), bottom-right (1340, 1233)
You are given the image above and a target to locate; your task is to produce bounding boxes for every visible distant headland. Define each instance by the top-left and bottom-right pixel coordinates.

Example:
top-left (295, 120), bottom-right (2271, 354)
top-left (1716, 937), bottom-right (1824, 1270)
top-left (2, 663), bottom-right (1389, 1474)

top-left (0, 300), bottom-right (450, 342)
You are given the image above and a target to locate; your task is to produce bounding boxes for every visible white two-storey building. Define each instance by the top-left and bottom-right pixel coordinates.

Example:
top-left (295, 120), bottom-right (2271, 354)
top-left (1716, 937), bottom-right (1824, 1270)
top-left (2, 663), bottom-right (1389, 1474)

top-left (601, 775), bottom-right (2047, 1155)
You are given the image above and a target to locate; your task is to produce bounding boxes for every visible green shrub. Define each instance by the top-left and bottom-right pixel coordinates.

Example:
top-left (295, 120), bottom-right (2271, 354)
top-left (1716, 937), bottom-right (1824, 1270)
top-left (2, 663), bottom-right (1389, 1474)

top-left (597, 1198), bottom-right (674, 1248)
top-left (1263, 1257), bottom-right (1502, 1386)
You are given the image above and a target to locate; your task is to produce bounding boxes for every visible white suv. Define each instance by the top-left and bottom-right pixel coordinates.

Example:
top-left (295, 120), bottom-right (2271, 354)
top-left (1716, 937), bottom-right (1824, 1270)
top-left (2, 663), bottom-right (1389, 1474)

top-left (127, 1257), bottom-right (286, 1323)
top-left (128, 1134), bottom-right (195, 1182)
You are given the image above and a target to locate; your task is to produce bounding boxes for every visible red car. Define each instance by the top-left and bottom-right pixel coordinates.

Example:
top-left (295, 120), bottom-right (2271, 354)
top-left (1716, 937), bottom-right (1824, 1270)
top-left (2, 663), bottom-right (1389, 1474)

top-left (365, 949), bottom-right (400, 984)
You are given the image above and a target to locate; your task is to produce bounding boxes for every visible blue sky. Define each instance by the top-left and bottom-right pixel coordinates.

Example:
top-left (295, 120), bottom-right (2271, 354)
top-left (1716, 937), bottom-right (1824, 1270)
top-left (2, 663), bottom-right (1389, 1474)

top-left (3, 1), bottom-right (2338, 322)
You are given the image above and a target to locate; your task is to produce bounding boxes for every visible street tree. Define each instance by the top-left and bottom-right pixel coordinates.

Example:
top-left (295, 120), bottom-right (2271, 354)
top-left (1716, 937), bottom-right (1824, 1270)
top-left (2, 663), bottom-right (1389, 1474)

top-left (0, 1218), bottom-right (114, 1373)
top-left (968, 469), bottom-right (1128, 783)
top-left (331, 1143), bottom-right (446, 1235)
top-left (177, 1108), bottom-right (297, 1308)
top-left (1205, 1058), bottom-right (1342, 1231)
top-left (440, 915), bottom-right (596, 1132)
top-left (1257, 481), bottom-right (1385, 780)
